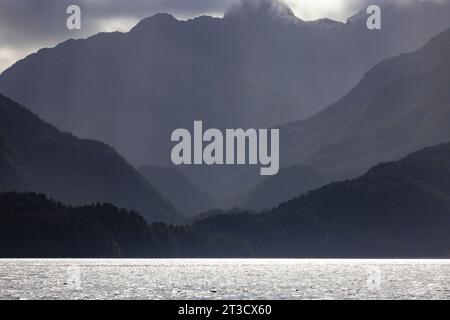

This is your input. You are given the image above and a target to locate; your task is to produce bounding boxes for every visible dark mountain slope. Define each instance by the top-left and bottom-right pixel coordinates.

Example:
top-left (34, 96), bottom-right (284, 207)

top-left (194, 142), bottom-right (450, 257)
top-left (2, 142), bottom-right (450, 258)
top-left (236, 165), bottom-right (331, 210)
top-left (282, 27), bottom-right (450, 179)
top-left (236, 26), bottom-right (450, 211)
top-left (0, 192), bottom-right (249, 258)
top-left (0, 192), bottom-right (154, 257)
top-left (0, 94), bottom-right (180, 223)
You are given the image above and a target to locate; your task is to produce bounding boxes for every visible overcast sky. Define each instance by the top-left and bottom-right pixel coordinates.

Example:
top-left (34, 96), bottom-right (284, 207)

top-left (0, 0), bottom-right (433, 72)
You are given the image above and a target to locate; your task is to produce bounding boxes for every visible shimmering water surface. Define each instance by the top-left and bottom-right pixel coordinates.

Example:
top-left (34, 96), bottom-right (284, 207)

top-left (1, 259), bottom-right (450, 300)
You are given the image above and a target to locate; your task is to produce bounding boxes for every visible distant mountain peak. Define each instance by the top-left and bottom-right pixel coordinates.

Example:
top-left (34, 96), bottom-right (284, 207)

top-left (424, 27), bottom-right (450, 49)
top-left (225, 0), bottom-right (298, 22)
top-left (131, 13), bottom-right (178, 32)
top-left (309, 18), bottom-right (344, 29)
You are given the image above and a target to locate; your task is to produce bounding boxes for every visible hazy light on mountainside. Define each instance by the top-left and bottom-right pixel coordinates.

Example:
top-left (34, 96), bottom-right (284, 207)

top-left (94, 17), bottom-right (139, 33)
top-left (285, 0), bottom-right (364, 21)
top-left (0, 47), bottom-right (25, 74)
top-left (287, 0), bottom-right (450, 21)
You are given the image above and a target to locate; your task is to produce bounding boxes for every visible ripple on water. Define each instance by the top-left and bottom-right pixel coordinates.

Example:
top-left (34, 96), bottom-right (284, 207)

top-left (0, 259), bottom-right (450, 299)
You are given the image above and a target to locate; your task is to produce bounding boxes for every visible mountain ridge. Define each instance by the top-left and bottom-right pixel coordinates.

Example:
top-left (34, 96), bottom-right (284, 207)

top-left (0, 94), bottom-right (181, 223)
top-left (2, 0), bottom-right (450, 164)
top-left (289, 27), bottom-right (450, 173)
top-left (3, 141), bottom-right (450, 257)
top-left (234, 27), bottom-right (450, 210)
top-left (2, 0), bottom-right (450, 198)
top-left (193, 141), bottom-right (450, 257)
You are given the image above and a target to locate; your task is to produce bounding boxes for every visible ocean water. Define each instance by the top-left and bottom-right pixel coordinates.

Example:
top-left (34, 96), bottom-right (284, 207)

top-left (1, 259), bottom-right (450, 300)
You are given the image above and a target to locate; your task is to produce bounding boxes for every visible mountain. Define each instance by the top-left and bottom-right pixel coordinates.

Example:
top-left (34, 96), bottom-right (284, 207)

top-left (281, 27), bottom-right (450, 181)
top-left (0, 192), bottom-right (249, 258)
top-left (139, 165), bottom-right (215, 216)
top-left (234, 25), bottom-right (450, 212)
top-left (1, 0), bottom-right (450, 195)
top-left (3, 142), bottom-right (450, 258)
top-left (0, 138), bottom-right (24, 191)
top-left (234, 26), bottom-right (450, 210)
top-left (0, 192), bottom-right (155, 257)
top-left (0, 94), bottom-right (180, 223)
top-left (193, 142), bottom-right (450, 257)
top-left (235, 165), bottom-right (331, 210)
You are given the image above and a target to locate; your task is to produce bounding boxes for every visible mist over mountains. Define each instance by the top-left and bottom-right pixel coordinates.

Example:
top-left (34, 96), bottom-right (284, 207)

top-left (1, 1), bottom-right (450, 257)
top-left (282, 27), bottom-right (450, 177)
top-left (1, 0), bottom-right (449, 176)
top-left (1, 0), bottom-right (450, 215)
top-left (237, 26), bottom-right (450, 209)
